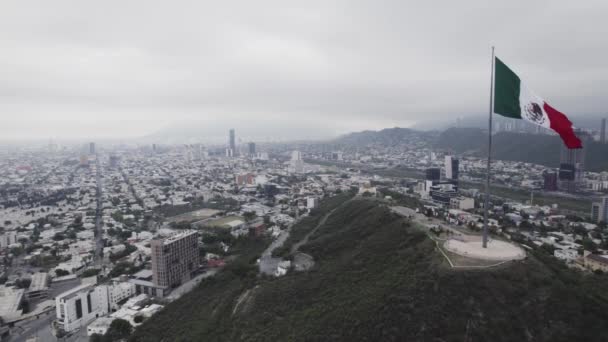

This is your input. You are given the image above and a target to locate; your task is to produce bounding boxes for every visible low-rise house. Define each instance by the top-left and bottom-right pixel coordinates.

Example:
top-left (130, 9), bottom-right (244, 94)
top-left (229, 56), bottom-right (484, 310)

top-left (86, 317), bottom-right (113, 336)
top-left (583, 253), bottom-right (608, 272)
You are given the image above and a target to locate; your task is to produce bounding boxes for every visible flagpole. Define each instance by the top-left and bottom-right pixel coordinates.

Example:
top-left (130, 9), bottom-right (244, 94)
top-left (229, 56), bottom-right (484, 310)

top-left (483, 46), bottom-right (495, 248)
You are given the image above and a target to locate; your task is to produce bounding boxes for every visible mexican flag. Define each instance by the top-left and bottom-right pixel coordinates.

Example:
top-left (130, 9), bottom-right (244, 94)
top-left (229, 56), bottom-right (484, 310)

top-left (494, 57), bottom-right (582, 149)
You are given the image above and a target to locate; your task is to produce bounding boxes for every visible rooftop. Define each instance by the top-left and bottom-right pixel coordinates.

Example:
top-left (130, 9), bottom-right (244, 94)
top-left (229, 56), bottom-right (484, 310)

top-left (160, 230), bottom-right (197, 245)
top-left (0, 286), bottom-right (24, 319)
top-left (28, 273), bottom-right (49, 292)
top-left (587, 254), bottom-right (608, 265)
top-left (132, 269), bottom-right (153, 280)
top-left (56, 283), bottom-right (94, 302)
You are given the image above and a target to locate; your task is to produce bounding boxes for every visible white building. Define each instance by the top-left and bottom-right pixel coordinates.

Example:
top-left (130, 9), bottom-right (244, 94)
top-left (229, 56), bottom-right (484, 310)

top-left (0, 286), bottom-right (24, 321)
top-left (0, 232), bottom-right (17, 249)
top-left (306, 197), bottom-right (318, 209)
top-left (445, 155), bottom-right (459, 180)
top-left (554, 249), bottom-right (579, 263)
top-left (275, 260), bottom-right (291, 277)
top-left (55, 284), bottom-right (109, 333)
top-left (358, 182), bottom-right (377, 196)
top-left (103, 244), bottom-right (126, 259)
top-left (450, 197), bottom-right (475, 210)
top-left (591, 196), bottom-right (608, 223)
top-left (288, 151), bottom-right (305, 174)
top-left (86, 317), bottom-right (114, 336)
top-left (98, 282), bottom-right (136, 311)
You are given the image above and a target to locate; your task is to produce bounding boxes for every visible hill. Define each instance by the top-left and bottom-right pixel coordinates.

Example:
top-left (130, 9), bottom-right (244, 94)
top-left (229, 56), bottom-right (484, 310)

top-left (437, 127), bottom-right (608, 172)
top-left (412, 113), bottom-right (606, 132)
top-left (331, 126), bottom-right (608, 172)
top-left (130, 198), bottom-right (608, 342)
top-left (332, 127), bottom-right (437, 148)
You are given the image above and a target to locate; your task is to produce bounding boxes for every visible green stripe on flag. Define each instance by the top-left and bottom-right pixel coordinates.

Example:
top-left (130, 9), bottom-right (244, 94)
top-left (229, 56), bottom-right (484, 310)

top-left (494, 57), bottom-right (521, 119)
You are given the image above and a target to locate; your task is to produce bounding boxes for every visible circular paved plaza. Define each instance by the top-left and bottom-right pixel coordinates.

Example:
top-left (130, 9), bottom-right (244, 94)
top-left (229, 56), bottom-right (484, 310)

top-left (444, 238), bottom-right (526, 261)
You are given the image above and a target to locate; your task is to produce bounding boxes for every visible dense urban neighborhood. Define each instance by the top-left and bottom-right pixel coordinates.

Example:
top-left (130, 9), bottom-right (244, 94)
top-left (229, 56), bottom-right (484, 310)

top-left (1, 126), bottom-right (608, 341)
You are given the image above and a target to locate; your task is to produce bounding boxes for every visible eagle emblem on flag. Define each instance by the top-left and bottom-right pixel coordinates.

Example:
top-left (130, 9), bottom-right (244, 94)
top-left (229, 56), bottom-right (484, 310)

top-left (523, 102), bottom-right (546, 125)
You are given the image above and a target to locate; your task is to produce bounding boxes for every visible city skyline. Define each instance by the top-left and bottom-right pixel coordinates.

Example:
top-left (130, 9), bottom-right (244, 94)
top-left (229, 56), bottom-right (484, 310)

top-left (1, 1), bottom-right (607, 140)
top-left (1, 2), bottom-right (608, 340)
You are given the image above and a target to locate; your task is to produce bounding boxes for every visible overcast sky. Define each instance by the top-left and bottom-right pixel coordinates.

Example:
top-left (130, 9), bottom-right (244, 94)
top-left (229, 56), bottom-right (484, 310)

top-left (1, 1), bottom-right (607, 141)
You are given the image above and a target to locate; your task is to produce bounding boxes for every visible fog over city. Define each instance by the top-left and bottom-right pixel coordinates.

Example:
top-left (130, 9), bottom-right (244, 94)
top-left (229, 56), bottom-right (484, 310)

top-left (1, 0), bottom-right (607, 141)
top-left (3, 2), bottom-right (608, 341)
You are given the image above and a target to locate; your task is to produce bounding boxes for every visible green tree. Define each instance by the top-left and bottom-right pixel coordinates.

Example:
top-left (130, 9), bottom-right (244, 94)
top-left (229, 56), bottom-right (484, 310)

top-left (89, 333), bottom-right (103, 342)
top-left (81, 268), bottom-right (101, 278)
top-left (582, 237), bottom-right (598, 252)
top-left (243, 211), bottom-right (256, 222)
top-left (105, 318), bottom-right (132, 341)
top-left (55, 269), bottom-right (70, 277)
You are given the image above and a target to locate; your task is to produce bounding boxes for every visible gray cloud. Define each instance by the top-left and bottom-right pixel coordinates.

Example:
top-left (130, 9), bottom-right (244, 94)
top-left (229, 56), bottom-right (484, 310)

top-left (1, 0), bottom-right (607, 140)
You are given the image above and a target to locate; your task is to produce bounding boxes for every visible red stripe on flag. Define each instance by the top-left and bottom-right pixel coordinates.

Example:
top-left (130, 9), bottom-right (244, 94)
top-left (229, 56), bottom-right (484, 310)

top-left (543, 102), bottom-right (582, 149)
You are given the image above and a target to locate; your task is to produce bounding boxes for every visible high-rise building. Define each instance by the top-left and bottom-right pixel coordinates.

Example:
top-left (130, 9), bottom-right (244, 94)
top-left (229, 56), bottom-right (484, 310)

top-left (89, 142), bottom-right (96, 154)
top-left (79, 155), bottom-right (89, 167)
top-left (591, 196), bottom-right (608, 223)
top-left (331, 152), bottom-right (343, 161)
top-left (291, 150), bottom-right (302, 161)
top-left (229, 129), bottom-right (236, 156)
top-left (601, 118), bottom-right (606, 144)
top-left (592, 203), bottom-right (602, 223)
top-left (288, 150), bottom-right (304, 174)
top-left (151, 231), bottom-right (199, 288)
top-left (235, 173), bottom-right (255, 185)
top-left (543, 171), bottom-right (558, 191)
top-left (425, 168), bottom-right (441, 181)
top-left (248, 142), bottom-right (256, 156)
top-left (109, 155), bottom-right (119, 168)
top-left (444, 156), bottom-right (459, 180)
top-left (559, 130), bottom-right (586, 193)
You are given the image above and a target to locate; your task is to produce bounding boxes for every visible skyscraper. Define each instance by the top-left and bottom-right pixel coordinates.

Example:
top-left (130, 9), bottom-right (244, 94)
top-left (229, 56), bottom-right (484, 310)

top-left (445, 156), bottom-right (459, 181)
top-left (425, 168), bottom-right (441, 181)
top-left (229, 129), bottom-right (236, 156)
top-left (559, 130), bottom-right (586, 193)
top-left (89, 142), bottom-right (96, 154)
top-left (288, 150), bottom-right (304, 173)
top-left (543, 171), bottom-right (558, 191)
top-left (248, 142), bottom-right (256, 156)
top-left (591, 196), bottom-right (608, 223)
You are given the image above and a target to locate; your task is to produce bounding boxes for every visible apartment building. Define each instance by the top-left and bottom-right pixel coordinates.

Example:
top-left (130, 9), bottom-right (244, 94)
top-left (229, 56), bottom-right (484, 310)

top-left (151, 231), bottom-right (199, 288)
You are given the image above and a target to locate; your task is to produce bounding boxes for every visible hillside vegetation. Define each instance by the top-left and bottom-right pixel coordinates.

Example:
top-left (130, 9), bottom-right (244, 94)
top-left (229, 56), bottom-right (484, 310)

top-left (437, 127), bottom-right (608, 172)
top-left (332, 127), bottom-right (436, 147)
top-left (130, 199), bottom-right (608, 342)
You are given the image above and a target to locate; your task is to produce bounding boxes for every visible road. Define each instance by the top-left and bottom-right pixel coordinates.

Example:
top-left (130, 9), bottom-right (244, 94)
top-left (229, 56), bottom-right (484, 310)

top-left (258, 231), bottom-right (290, 275)
top-left (166, 269), bottom-right (219, 301)
top-left (119, 166), bottom-right (143, 206)
top-left (258, 201), bottom-right (347, 276)
top-left (94, 154), bottom-right (104, 265)
top-left (291, 209), bottom-right (334, 253)
top-left (8, 311), bottom-right (55, 342)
